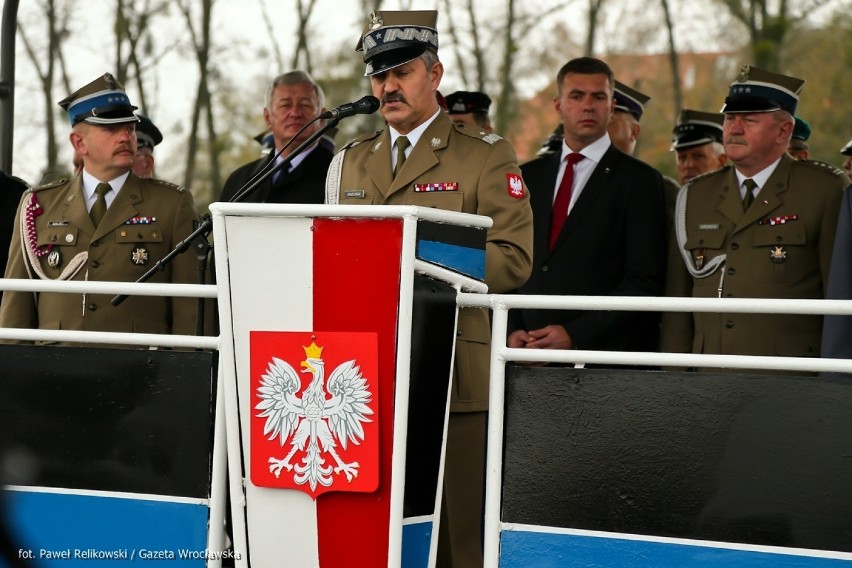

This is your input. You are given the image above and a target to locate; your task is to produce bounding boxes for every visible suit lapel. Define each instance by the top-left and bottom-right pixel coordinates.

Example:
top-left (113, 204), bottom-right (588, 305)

top-left (549, 145), bottom-right (620, 252)
top-left (62, 176), bottom-right (96, 238)
top-left (93, 175), bottom-right (142, 241)
top-left (529, 153), bottom-right (562, 257)
top-left (364, 130), bottom-right (394, 199)
top-left (731, 156), bottom-right (791, 235)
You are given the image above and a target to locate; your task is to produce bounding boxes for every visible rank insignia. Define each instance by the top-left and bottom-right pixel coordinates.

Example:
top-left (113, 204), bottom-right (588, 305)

top-left (769, 245), bottom-right (787, 263)
top-left (131, 247), bottom-right (149, 266)
top-left (414, 182), bottom-right (458, 192)
top-left (47, 249), bottom-right (62, 268)
top-left (507, 173), bottom-right (524, 199)
top-left (694, 249), bottom-right (704, 270)
top-left (430, 137), bottom-right (441, 148)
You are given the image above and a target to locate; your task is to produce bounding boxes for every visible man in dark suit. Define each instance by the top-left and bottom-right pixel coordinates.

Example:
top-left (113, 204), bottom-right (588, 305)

top-left (509, 57), bottom-right (667, 355)
top-left (219, 70), bottom-right (332, 204)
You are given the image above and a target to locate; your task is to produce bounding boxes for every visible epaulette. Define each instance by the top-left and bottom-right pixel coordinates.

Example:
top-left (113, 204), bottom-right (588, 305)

top-left (342, 129), bottom-right (383, 150)
top-left (800, 159), bottom-right (847, 178)
top-left (686, 163), bottom-right (731, 187)
top-left (145, 177), bottom-right (185, 192)
top-left (453, 122), bottom-right (503, 146)
top-left (30, 178), bottom-right (68, 192)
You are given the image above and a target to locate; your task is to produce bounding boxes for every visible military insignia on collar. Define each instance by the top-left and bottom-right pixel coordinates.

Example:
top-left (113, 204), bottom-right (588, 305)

top-left (47, 249), bottom-right (62, 269)
top-left (769, 245), bottom-right (787, 263)
top-left (737, 64), bottom-right (750, 83)
top-left (369, 11), bottom-right (383, 30)
top-left (373, 141), bottom-right (382, 152)
top-left (431, 137), bottom-right (441, 148)
top-left (131, 247), bottom-right (149, 266)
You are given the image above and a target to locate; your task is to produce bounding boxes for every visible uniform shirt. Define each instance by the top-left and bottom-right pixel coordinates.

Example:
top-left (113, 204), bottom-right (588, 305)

top-left (555, 133), bottom-right (610, 215)
top-left (82, 169), bottom-right (129, 211)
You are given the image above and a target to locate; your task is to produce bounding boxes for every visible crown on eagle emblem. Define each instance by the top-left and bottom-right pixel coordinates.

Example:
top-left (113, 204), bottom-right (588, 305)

top-left (303, 340), bottom-right (324, 360)
top-left (736, 64), bottom-right (750, 83)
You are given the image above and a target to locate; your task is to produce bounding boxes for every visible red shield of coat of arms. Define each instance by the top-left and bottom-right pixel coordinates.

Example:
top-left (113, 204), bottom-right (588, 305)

top-left (250, 331), bottom-right (379, 498)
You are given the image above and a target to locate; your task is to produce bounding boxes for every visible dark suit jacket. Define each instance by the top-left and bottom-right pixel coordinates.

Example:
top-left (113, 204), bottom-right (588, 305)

top-left (219, 144), bottom-right (333, 204)
top-left (511, 143), bottom-right (667, 352)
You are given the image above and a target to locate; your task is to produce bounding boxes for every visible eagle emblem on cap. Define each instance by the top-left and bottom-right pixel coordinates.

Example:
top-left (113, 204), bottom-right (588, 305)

top-left (736, 64), bottom-right (750, 83)
top-left (369, 11), bottom-right (383, 30)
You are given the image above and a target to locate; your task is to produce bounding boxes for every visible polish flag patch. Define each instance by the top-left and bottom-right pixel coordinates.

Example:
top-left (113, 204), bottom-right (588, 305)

top-left (507, 173), bottom-right (525, 199)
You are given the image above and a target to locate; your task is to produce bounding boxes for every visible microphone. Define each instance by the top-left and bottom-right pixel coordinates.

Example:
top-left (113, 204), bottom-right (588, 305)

top-left (320, 96), bottom-right (380, 120)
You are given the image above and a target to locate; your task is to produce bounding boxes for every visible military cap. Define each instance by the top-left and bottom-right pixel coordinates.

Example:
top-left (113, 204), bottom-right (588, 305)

top-left (446, 91), bottom-right (492, 115)
top-left (135, 114), bottom-right (163, 149)
top-left (58, 73), bottom-right (138, 126)
top-left (841, 136), bottom-right (852, 156)
top-left (613, 81), bottom-right (650, 121)
top-left (671, 109), bottom-right (724, 151)
top-left (791, 116), bottom-right (811, 141)
top-left (357, 10), bottom-right (439, 76)
top-left (722, 64), bottom-right (804, 115)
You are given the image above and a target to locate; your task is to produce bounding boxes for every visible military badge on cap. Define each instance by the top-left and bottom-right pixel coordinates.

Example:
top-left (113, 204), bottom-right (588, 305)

top-left (722, 64), bottom-right (804, 115)
top-left (357, 10), bottom-right (439, 76)
top-left (671, 109), bottom-right (724, 151)
top-left (613, 81), bottom-right (650, 122)
top-left (57, 73), bottom-right (139, 126)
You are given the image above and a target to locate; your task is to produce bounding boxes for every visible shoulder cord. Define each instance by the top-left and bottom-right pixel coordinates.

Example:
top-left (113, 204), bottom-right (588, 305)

top-left (20, 192), bottom-right (88, 282)
top-left (674, 184), bottom-right (726, 297)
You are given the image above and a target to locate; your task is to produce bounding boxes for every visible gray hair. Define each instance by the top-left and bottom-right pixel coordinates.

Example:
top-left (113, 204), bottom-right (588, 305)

top-left (265, 70), bottom-right (325, 109)
top-left (419, 50), bottom-right (440, 70)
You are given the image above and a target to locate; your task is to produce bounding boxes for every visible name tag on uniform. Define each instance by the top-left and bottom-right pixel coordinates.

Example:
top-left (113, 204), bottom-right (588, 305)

top-left (48, 221), bottom-right (69, 227)
top-left (698, 223), bottom-right (720, 230)
top-left (344, 190), bottom-right (366, 198)
top-left (414, 182), bottom-right (458, 192)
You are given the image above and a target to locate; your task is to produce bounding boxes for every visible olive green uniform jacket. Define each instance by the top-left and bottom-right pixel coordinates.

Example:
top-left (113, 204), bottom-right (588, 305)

top-left (0, 174), bottom-right (203, 339)
top-left (326, 111), bottom-right (533, 412)
top-left (660, 155), bottom-right (848, 365)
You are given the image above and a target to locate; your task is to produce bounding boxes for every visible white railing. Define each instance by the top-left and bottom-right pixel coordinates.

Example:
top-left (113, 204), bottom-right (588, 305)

top-left (0, 276), bottom-right (225, 567)
top-left (459, 293), bottom-right (852, 568)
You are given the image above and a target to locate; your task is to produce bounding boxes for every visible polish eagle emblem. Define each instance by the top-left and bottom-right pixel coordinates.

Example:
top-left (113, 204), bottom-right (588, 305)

top-left (255, 341), bottom-right (374, 491)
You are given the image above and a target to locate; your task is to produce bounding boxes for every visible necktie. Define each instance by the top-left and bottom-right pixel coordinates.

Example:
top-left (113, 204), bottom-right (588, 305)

top-left (394, 136), bottom-right (410, 178)
top-left (549, 152), bottom-right (585, 249)
top-left (272, 162), bottom-right (290, 186)
top-left (742, 178), bottom-right (757, 211)
top-left (90, 182), bottom-right (111, 227)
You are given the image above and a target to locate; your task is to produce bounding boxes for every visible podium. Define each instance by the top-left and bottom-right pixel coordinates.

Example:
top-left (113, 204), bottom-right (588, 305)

top-left (210, 204), bottom-right (489, 568)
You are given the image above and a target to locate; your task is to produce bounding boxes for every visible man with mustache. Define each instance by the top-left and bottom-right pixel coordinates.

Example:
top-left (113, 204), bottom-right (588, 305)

top-left (660, 65), bottom-right (849, 368)
top-left (326, 10), bottom-right (532, 567)
top-left (0, 73), bottom-right (205, 340)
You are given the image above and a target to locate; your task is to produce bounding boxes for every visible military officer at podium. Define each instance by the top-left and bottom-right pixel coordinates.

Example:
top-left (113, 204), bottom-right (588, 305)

top-left (325, 10), bottom-right (533, 567)
top-left (660, 65), bottom-right (849, 367)
top-left (0, 73), bottom-right (204, 341)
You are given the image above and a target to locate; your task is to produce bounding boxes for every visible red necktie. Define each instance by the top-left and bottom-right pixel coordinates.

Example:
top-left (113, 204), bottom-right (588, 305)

top-left (549, 152), bottom-right (585, 248)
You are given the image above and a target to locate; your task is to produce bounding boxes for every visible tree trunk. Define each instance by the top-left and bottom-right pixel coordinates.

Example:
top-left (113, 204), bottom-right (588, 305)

top-left (661, 0), bottom-right (681, 119)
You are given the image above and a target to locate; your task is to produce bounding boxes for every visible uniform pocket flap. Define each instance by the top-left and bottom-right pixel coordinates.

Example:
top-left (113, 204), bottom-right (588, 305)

top-left (752, 223), bottom-right (806, 246)
top-left (38, 226), bottom-right (78, 247)
top-left (683, 228), bottom-right (726, 251)
top-left (115, 224), bottom-right (164, 243)
top-left (456, 307), bottom-right (490, 344)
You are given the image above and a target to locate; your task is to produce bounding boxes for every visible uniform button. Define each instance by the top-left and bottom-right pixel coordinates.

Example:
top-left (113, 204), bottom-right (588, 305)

top-left (542, 265), bottom-right (549, 272)
top-left (88, 303), bottom-right (97, 311)
top-left (727, 268), bottom-right (736, 275)
top-left (698, 239), bottom-right (704, 245)
top-left (456, 330), bottom-right (462, 337)
top-left (725, 321), bottom-right (734, 329)
top-left (731, 243), bottom-right (739, 250)
top-left (91, 261), bottom-right (100, 268)
top-left (776, 236), bottom-right (783, 242)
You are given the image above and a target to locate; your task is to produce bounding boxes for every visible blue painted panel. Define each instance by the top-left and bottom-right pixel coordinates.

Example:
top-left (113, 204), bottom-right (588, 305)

top-left (2, 490), bottom-right (209, 567)
top-left (499, 530), bottom-right (852, 568)
top-left (416, 241), bottom-right (485, 281)
top-left (401, 520), bottom-right (433, 568)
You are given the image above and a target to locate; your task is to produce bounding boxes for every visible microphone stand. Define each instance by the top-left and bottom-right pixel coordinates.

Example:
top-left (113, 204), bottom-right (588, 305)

top-left (111, 115), bottom-right (342, 309)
